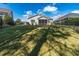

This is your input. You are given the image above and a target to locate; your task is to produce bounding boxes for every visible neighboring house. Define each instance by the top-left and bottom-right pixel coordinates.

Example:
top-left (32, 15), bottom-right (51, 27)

top-left (58, 13), bottom-right (79, 20)
top-left (0, 8), bottom-right (13, 26)
top-left (27, 14), bottom-right (53, 25)
top-left (54, 13), bottom-right (79, 25)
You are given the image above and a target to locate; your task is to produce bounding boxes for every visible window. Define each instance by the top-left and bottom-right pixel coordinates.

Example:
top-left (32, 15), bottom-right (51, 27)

top-left (39, 19), bottom-right (47, 25)
top-left (45, 20), bottom-right (47, 23)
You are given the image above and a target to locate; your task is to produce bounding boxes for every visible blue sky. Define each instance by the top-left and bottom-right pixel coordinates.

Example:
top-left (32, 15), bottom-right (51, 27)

top-left (0, 3), bottom-right (79, 21)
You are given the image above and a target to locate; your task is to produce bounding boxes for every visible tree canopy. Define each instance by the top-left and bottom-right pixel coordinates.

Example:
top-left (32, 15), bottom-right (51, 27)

top-left (4, 15), bottom-right (14, 25)
top-left (15, 19), bottom-right (23, 25)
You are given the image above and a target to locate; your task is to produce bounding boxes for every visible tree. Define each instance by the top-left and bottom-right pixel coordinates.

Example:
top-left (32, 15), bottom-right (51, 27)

top-left (4, 15), bottom-right (14, 25)
top-left (15, 19), bottom-right (23, 25)
top-left (0, 16), bottom-right (3, 29)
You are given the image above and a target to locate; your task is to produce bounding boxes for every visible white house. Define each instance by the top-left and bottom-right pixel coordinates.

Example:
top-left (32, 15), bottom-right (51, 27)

top-left (26, 14), bottom-right (53, 25)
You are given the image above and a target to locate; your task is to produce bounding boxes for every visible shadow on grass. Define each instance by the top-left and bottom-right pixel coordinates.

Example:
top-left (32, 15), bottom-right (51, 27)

top-left (40, 27), bottom-right (79, 56)
top-left (0, 25), bottom-right (35, 55)
top-left (0, 41), bottom-right (30, 56)
top-left (28, 28), bottom-right (49, 56)
top-left (26, 29), bottom-right (45, 45)
top-left (1, 25), bottom-right (79, 56)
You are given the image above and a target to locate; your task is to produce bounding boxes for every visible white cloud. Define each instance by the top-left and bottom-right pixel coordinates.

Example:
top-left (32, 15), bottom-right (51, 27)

top-left (37, 9), bottom-right (43, 14)
top-left (26, 10), bottom-right (33, 15)
top-left (37, 9), bottom-right (41, 13)
top-left (22, 10), bottom-right (34, 22)
top-left (43, 5), bottom-right (58, 12)
top-left (22, 6), bottom-right (58, 21)
top-left (71, 10), bottom-right (79, 14)
top-left (22, 14), bottom-right (26, 17)
top-left (23, 10), bottom-right (33, 18)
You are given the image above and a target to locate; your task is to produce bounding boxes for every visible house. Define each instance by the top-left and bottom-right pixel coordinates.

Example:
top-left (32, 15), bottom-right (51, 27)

top-left (26, 14), bottom-right (53, 25)
top-left (54, 13), bottom-right (79, 25)
top-left (0, 8), bottom-right (13, 26)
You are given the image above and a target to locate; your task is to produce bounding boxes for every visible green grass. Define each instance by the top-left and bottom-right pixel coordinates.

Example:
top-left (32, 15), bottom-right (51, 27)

top-left (0, 25), bottom-right (35, 55)
top-left (0, 25), bottom-right (79, 56)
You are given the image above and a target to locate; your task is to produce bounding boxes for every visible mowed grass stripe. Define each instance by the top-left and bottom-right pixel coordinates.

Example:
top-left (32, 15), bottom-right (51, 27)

top-left (0, 27), bottom-right (43, 56)
top-left (0, 26), bottom-right (30, 39)
top-left (0, 25), bottom-right (32, 42)
top-left (0, 25), bottom-right (35, 52)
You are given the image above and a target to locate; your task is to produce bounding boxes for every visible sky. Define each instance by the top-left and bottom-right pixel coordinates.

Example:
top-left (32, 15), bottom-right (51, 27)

top-left (0, 3), bottom-right (79, 21)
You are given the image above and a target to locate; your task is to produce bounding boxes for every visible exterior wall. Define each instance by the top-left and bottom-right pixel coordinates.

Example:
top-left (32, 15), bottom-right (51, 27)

top-left (27, 14), bottom-right (53, 25)
top-left (27, 15), bottom-right (41, 25)
top-left (28, 18), bottom-right (53, 25)
top-left (27, 18), bottom-right (39, 25)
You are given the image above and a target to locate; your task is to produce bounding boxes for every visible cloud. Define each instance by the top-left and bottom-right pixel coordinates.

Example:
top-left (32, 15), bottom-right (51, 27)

top-left (26, 10), bottom-right (33, 15)
top-left (43, 5), bottom-right (58, 12)
top-left (23, 10), bottom-right (33, 17)
top-left (22, 5), bottom-right (58, 21)
top-left (23, 14), bottom-right (27, 17)
top-left (37, 9), bottom-right (43, 14)
top-left (22, 10), bottom-right (34, 22)
top-left (71, 10), bottom-right (79, 14)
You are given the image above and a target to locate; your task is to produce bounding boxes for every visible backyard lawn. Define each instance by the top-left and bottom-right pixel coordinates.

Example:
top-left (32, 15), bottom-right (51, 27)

top-left (0, 25), bottom-right (79, 56)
